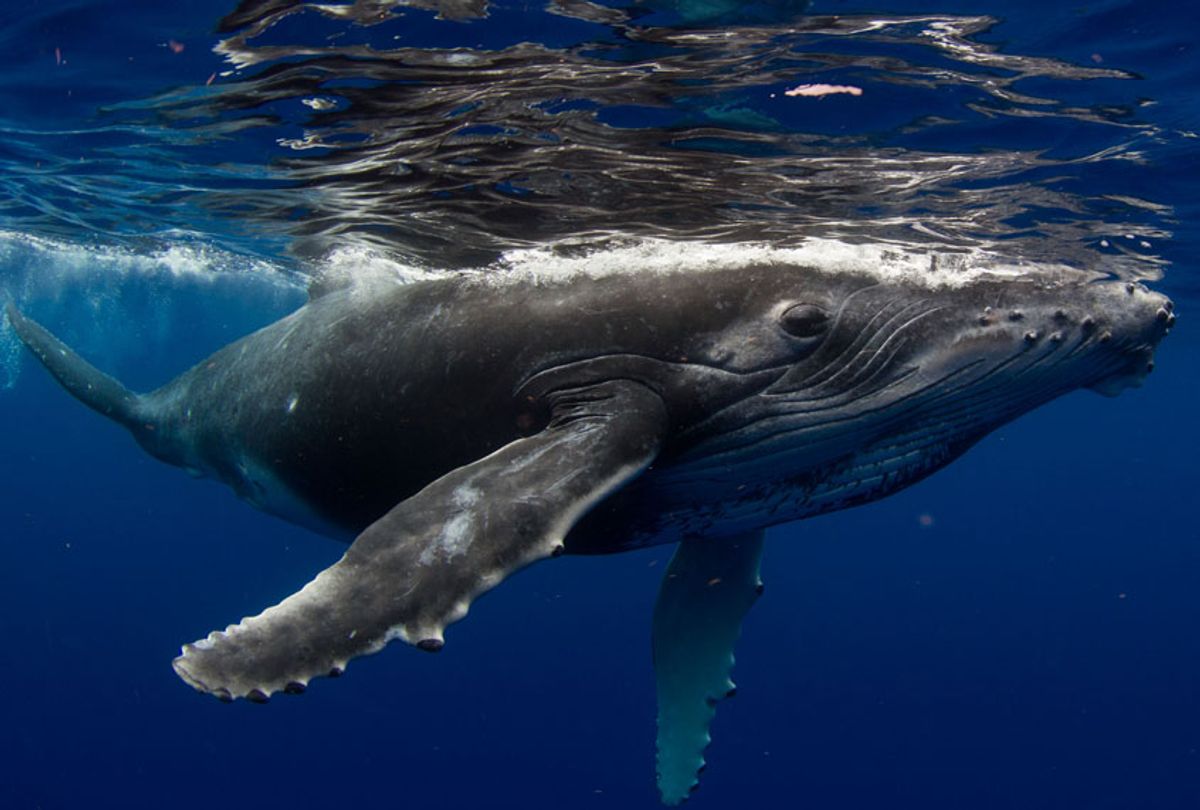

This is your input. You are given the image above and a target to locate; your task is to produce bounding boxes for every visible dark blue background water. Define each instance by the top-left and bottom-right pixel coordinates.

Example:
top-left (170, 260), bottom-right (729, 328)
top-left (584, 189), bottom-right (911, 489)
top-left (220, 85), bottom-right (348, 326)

top-left (2, 1), bottom-right (1198, 808)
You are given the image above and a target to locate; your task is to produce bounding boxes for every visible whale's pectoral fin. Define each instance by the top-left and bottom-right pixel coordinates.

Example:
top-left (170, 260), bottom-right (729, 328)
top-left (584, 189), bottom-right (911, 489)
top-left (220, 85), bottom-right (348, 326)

top-left (172, 379), bottom-right (667, 702)
top-left (653, 531), bottom-right (765, 805)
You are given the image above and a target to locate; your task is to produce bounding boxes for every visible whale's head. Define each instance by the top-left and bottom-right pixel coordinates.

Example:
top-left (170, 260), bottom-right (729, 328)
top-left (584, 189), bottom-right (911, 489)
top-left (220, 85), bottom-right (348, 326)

top-left (671, 258), bottom-right (1173, 519)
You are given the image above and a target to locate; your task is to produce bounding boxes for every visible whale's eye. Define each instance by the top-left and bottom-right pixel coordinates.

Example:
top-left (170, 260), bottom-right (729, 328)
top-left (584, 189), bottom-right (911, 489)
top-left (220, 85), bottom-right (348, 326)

top-left (779, 303), bottom-right (830, 338)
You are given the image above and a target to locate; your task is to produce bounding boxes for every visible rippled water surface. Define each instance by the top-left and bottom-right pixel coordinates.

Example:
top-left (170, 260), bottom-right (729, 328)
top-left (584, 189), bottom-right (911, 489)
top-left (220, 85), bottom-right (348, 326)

top-left (1, 2), bottom-right (1198, 809)
top-left (2, 0), bottom-right (1194, 275)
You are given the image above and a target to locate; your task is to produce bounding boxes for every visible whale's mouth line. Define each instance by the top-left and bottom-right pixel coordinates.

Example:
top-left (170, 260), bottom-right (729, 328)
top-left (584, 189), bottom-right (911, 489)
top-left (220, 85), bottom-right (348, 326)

top-left (673, 323), bottom-right (1142, 480)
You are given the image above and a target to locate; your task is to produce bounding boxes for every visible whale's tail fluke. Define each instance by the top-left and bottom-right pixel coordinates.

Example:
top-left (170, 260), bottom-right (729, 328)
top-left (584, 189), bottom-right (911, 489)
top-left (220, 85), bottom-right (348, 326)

top-left (5, 303), bottom-right (144, 431)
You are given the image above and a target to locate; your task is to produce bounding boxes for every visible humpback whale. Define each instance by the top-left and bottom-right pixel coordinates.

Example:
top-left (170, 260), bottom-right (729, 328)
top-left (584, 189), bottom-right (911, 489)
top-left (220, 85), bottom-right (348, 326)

top-left (6, 244), bottom-right (1173, 803)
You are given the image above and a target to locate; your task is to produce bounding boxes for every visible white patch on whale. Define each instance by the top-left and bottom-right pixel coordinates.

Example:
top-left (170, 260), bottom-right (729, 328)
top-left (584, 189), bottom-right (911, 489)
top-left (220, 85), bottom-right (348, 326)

top-left (418, 485), bottom-right (481, 565)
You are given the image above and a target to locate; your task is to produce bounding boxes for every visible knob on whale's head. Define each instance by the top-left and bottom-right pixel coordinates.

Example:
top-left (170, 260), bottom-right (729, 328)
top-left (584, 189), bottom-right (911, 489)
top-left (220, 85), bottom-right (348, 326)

top-left (1079, 280), bottom-right (1175, 396)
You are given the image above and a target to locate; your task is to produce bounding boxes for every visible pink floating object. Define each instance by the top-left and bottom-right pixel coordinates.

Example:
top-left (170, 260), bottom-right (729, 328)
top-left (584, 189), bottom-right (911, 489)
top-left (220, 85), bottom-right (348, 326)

top-left (785, 83), bottom-right (863, 98)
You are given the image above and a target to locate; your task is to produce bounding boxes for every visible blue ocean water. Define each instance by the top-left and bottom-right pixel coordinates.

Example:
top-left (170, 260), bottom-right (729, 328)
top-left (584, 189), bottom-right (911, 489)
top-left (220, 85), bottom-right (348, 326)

top-left (1, 1), bottom-right (1197, 808)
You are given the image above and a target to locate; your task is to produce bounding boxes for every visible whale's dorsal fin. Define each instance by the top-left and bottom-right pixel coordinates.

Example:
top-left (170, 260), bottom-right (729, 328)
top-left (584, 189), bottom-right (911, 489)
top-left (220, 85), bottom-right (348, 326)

top-left (653, 531), bottom-right (765, 804)
top-left (172, 379), bottom-right (667, 701)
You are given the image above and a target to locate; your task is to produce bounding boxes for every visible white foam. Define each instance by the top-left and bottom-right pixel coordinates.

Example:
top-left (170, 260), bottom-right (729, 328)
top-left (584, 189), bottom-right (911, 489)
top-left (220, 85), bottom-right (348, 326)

top-left (486, 237), bottom-right (1099, 290)
top-left (308, 235), bottom-right (1112, 299)
top-left (319, 244), bottom-right (443, 290)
